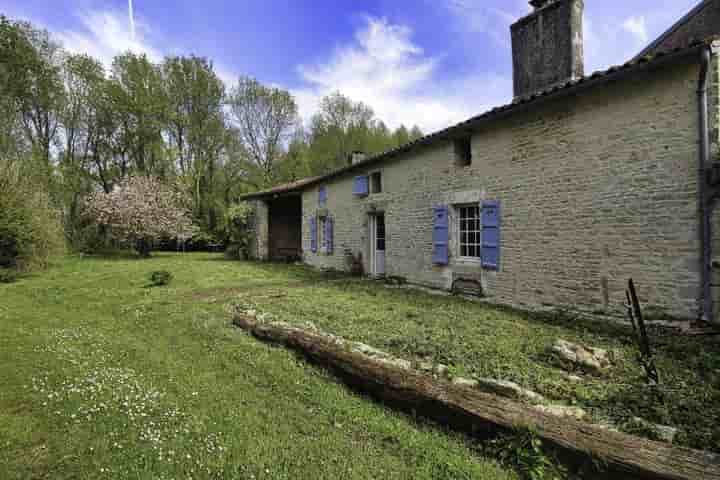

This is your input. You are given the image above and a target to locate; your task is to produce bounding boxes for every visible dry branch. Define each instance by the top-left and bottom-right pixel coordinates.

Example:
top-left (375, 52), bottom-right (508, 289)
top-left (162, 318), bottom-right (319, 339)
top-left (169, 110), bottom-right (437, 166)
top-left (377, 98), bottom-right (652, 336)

top-left (232, 314), bottom-right (720, 480)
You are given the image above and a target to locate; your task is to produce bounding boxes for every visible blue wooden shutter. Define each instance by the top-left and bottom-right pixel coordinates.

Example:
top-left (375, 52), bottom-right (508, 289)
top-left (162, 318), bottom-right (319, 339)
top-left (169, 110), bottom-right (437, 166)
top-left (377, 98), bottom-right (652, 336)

top-left (318, 186), bottom-right (327, 207)
top-left (481, 200), bottom-right (500, 270)
top-left (310, 217), bottom-right (318, 253)
top-left (432, 206), bottom-right (449, 265)
top-left (326, 217), bottom-right (334, 254)
top-left (353, 176), bottom-right (369, 197)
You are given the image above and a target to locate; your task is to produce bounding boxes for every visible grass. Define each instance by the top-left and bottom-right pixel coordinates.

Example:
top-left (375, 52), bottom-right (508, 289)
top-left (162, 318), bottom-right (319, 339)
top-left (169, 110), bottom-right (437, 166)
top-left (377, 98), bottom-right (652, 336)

top-left (0, 252), bottom-right (516, 479)
top-left (220, 260), bottom-right (720, 452)
top-left (2, 253), bottom-right (719, 479)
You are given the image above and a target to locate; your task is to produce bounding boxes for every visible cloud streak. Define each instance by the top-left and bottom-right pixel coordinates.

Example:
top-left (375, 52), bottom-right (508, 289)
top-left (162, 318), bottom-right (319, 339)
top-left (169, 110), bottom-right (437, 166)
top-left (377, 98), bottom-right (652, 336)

top-left (54, 9), bottom-right (162, 68)
top-left (49, 8), bottom-right (239, 86)
top-left (128, 0), bottom-right (136, 42)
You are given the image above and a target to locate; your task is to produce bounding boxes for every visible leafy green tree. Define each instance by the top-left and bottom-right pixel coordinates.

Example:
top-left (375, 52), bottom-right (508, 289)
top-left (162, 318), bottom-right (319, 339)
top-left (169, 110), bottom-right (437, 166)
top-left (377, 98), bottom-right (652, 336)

top-left (289, 92), bottom-right (424, 179)
top-left (0, 17), bottom-right (30, 163)
top-left (58, 54), bottom-right (107, 241)
top-left (0, 17), bottom-right (64, 167)
top-left (0, 13), bottom-right (424, 253)
top-left (109, 52), bottom-right (168, 177)
top-left (162, 55), bottom-right (226, 231)
top-left (409, 125), bottom-right (423, 141)
top-left (393, 124), bottom-right (410, 146)
top-left (227, 76), bottom-right (298, 186)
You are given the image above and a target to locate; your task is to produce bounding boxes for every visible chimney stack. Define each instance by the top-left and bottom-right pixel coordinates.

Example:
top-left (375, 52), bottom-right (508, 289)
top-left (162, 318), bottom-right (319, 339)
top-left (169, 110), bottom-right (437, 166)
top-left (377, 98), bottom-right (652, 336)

top-left (511, 0), bottom-right (584, 99)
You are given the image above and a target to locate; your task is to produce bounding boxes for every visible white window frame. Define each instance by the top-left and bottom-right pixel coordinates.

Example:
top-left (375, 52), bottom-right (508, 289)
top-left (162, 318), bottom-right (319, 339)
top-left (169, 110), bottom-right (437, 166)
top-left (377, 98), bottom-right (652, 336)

top-left (455, 203), bottom-right (481, 262)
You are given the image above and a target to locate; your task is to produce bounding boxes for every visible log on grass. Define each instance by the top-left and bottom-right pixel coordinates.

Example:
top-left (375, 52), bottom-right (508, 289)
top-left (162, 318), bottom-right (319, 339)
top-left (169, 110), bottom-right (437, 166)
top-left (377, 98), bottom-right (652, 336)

top-left (233, 314), bottom-right (720, 480)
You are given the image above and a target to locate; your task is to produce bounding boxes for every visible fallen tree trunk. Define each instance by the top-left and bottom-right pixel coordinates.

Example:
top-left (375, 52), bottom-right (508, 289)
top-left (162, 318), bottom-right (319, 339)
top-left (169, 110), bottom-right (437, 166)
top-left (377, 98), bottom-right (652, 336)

top-left (232, 314), bottom-right (720, 480)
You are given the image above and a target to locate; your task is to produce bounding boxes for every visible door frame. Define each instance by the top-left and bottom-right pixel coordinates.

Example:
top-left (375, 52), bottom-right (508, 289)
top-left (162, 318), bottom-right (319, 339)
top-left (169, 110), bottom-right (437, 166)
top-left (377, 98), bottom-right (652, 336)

top-left (369, 213), bottom-right (386, 277)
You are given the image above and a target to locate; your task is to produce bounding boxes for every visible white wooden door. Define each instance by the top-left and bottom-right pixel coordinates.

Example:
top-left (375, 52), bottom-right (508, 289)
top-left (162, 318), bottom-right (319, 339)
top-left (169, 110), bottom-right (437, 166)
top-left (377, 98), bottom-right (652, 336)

top-left (371, 214), bottom-right (385, 276)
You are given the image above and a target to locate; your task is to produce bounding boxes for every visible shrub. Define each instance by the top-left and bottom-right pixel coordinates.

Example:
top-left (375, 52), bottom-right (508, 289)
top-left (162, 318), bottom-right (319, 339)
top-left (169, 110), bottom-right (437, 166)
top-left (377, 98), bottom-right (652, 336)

top-left (0, 268), bottom-right (18, 283)
top-left (148, 270), bottom-right (173, 287)
top-left (0, 161), bottom-right (65, 271)
top-left (485, 428), bottom-right (567, 480)
top-left (222, 202), bottom-right (254, 259)
top-left (224, 242), bottom-right (246, 260)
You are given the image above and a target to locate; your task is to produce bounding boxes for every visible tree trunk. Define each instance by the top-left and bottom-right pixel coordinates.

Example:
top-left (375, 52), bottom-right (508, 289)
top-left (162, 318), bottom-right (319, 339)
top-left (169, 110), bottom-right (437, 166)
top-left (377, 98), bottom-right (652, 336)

top-left (232, 315), bottom-right (720, 480)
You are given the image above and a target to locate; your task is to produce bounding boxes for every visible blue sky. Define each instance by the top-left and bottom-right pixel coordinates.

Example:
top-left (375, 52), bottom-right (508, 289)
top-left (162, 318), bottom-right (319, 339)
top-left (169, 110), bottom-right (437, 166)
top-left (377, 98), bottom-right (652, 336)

top-left (1, 0), bottom-right (702, 132)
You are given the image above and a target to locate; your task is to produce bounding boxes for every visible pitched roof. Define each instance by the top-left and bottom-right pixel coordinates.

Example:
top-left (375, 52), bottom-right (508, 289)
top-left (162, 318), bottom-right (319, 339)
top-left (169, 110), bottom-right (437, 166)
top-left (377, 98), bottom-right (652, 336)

top-left (242, 39), bottom-right (713, 201)
top-left (241, 176), bottom-right (321, 200)
top-left (634, 0), bottom-right (713, 60)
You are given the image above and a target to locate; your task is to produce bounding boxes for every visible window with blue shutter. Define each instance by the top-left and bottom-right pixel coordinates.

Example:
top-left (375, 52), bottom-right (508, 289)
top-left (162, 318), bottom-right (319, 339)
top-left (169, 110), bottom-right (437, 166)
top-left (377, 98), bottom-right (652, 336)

top-left (481, 200), bottom-right (500, 270)
top-left (318, 186), bottom-right (327, 207)
top-left (432, 206), bottom-right (449, 265)
top-left (310, 217), bottom-right (318, 253)
top-left (353, 175), bottom-right (369, 197)
top-left (326, 217), bottom-right (333, 254)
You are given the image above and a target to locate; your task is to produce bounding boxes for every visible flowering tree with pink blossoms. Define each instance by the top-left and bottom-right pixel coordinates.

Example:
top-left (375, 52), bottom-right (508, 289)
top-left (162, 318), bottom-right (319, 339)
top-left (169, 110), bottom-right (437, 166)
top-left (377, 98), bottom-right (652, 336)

top-left (84, 176), bottom-right (196, 257)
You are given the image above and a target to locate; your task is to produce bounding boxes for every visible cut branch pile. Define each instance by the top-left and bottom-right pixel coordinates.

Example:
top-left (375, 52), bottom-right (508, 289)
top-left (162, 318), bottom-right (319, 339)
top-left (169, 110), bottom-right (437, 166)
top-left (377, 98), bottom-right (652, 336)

top-left (231, 312), bottom-right (720, 480)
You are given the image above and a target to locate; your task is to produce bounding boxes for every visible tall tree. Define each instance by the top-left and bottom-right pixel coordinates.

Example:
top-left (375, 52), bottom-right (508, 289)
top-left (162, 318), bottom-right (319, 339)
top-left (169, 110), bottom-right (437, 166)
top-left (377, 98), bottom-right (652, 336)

top-left (162, 55), bottom-right (226, 230)
top-left (109, 52), bottom-right (168, 177)
top-left (0, 18), bottom-right (64, 166)
top-left (409, 125), bottom-right (424, 141)
top-left (58, 53), bottom-right (106, 239)
top-left (0, 17), bottom-right (30, 164)
top-left (227, 76), bottom-right (298, 186)
top-left (298, 92), bottom-right (423, 177)
top-left (310, 92), bottom-right (374, 168)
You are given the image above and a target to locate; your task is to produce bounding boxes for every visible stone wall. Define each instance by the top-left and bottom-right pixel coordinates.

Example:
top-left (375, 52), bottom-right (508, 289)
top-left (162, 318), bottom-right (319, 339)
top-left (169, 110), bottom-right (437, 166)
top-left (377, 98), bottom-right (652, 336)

top-left (301, 58), bottom-right (717, 321)
top-left (247, 199), bottom-right (269, 260)
top-left (511, 0), bottom-right (584, 98)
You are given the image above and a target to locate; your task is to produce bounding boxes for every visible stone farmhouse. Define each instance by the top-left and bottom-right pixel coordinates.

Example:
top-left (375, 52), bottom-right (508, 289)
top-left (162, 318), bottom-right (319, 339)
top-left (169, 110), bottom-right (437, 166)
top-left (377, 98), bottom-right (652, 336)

top-left (243, 0), bottom-right (720, 323)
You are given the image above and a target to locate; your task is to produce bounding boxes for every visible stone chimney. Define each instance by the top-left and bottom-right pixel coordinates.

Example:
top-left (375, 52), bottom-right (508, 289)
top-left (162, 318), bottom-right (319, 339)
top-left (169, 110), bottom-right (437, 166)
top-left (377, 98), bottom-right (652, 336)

top-left (511, 0), bottom-right (584, 99)
top-left (350, 151), bottom-right (366, 165)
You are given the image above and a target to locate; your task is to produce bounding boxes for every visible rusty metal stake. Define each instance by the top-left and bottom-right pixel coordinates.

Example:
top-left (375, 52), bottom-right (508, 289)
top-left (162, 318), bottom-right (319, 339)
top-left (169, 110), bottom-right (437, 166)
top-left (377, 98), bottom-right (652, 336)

top-left (626, 279), bottom-right (659, 385)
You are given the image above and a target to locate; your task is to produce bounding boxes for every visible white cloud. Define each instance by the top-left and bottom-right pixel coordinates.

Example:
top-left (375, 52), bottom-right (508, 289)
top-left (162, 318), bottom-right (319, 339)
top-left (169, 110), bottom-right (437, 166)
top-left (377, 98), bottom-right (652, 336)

top-left (443, 0), bottom-right (530, 47)
top-left (55, 9), bottom-right (163, 68)
top-left (621, 16), bottom-right (648, 43)
top-left (295, 16), bottom-right (511, 134)
top-left (584, 14), bottom-right (655, 73)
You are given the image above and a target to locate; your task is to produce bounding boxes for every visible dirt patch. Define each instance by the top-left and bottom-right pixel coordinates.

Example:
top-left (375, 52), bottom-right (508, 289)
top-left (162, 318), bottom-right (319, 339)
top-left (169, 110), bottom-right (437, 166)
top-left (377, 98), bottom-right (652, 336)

top-left (190, 287), bottom-right (247, 301)
top-left (190, 284), bottom-right (305, 301)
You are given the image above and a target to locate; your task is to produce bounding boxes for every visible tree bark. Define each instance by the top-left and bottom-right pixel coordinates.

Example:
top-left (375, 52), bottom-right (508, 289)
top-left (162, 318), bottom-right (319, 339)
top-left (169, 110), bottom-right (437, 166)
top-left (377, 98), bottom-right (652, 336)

top-left (232, 314), bottom-right (720, 480)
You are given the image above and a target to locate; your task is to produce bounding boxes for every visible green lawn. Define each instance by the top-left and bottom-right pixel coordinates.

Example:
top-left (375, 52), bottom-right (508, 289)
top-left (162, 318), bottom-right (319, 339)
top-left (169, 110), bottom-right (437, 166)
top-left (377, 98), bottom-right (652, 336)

top-left (0, 252), bottom-right (516, 479)
top-left (2, 253), bottom-right (719, 480)
top-left (223, 258), bottom-right (720, 452)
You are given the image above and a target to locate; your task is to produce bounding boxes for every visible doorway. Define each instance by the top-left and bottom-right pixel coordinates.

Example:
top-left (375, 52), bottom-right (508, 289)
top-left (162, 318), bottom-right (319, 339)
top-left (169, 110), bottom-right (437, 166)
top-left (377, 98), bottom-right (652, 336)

top-left (370, 213), bottom-right (385, 276)
top-left (268, 195), bottom-right (301, 261)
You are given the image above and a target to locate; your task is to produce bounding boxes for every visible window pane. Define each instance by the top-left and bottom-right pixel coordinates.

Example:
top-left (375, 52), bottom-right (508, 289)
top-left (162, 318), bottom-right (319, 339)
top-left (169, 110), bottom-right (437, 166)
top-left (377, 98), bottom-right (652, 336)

top-left (457, 204), bottom-right (481, 258)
